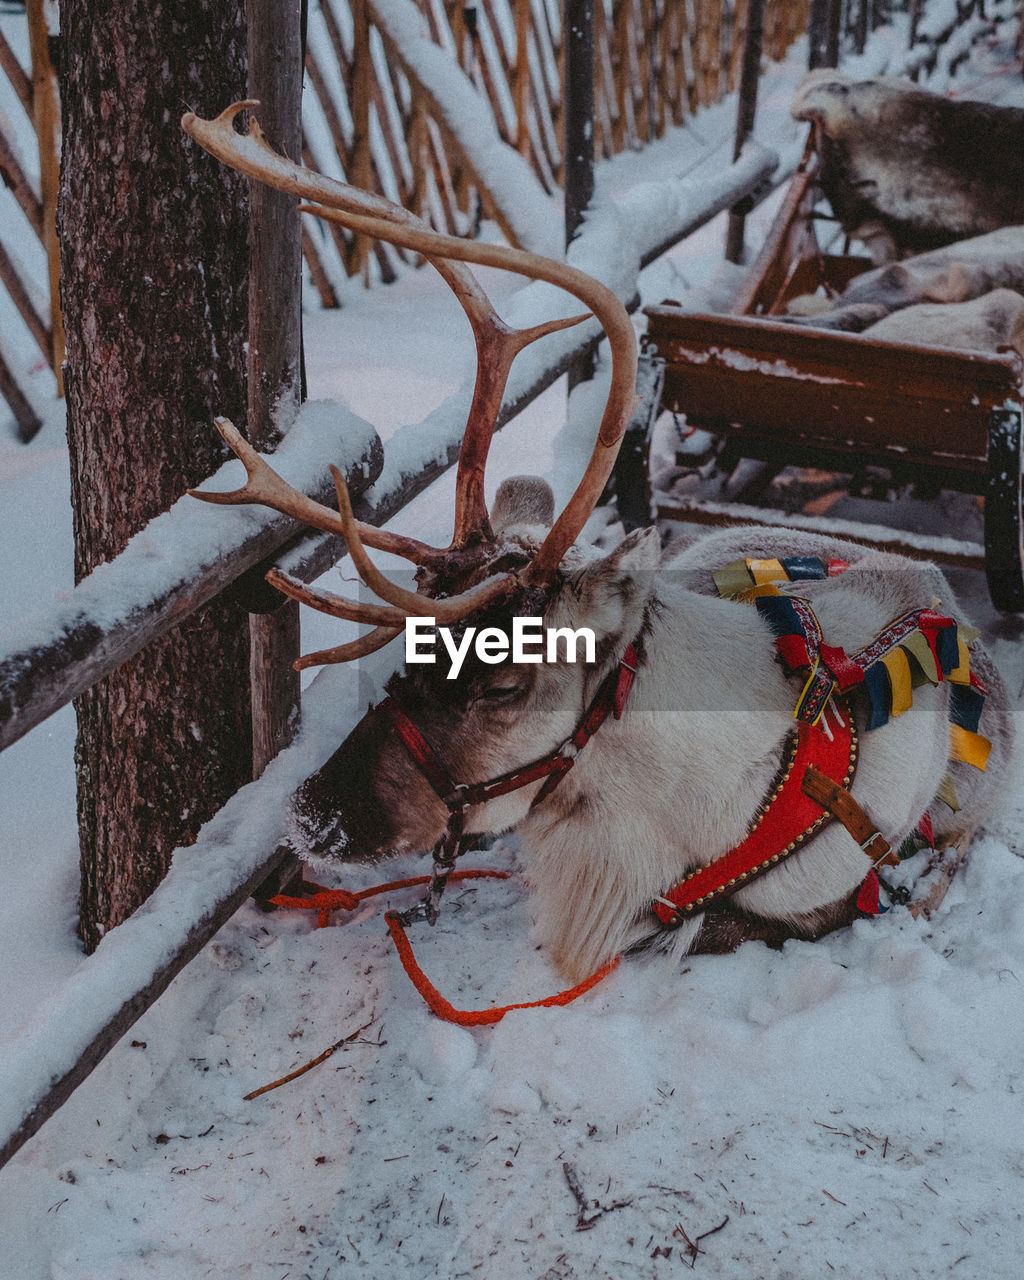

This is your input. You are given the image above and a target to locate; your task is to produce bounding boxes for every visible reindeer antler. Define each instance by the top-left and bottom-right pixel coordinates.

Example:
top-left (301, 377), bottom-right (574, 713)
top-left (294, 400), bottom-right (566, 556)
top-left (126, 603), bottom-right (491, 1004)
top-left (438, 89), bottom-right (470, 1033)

top-left (182, 103), bottom-right (637, 666)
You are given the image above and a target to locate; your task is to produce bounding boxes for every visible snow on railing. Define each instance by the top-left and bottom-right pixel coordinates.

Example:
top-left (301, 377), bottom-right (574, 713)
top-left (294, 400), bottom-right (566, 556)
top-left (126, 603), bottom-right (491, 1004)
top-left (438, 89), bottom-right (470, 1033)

top-left (0, 403), bottom-right (382, 753)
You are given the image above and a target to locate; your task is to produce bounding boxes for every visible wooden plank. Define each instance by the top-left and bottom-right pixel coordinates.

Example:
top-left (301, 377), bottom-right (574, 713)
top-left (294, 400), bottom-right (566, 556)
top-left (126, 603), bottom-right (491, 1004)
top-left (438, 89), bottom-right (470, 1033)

top-left (724, 0), bottom-right (766, 263)
top-left (0, 235), bottom-right (52, 366)
top-left (612, 0), bottom-right (637, 149)
top-left (302, 135), bottom-right (357, 277)
top-left (425, 114), bottom-right (463, 233)
top-left (515, 0), bottom-right (531, 154)
top-left (350, 0), bottom-right (375, 275)
top-left (564, 0), bottom-right (595, 244)
top-left (647, 308), bottom-right (1019, 463)
top-left (0, 834), bottom-right (295, 1172)
top-left (300, 219), bottom-right (341, 308)
top-left (26, 0), bottom-right (64, 391)
top-left (248, 0), bottom-right (303, 446)
top-left (0, 112), bottom-right (43, 238)
top-left (0, 429), bottom-right (382, 755)
top-left (468, 4), bottom-right (517, 144)
top-left (660, 0), bottom-right (686, 128)
top-left (728, 148), bottom-right (818, 316)
top-left (0, 334), bottom-right (43, 442)
top-left (679, 0), bottom-right (697, 114)
top-left (527, 25), bottom-right (561, 174)
top-left (247, 0), bottom-right (303, 774)
top-left (0, 26), bottom-right (32, 115)
top-left (592, 0), bottom-right (617, 161)
top-left (250, 602), bottom-right (301, 777)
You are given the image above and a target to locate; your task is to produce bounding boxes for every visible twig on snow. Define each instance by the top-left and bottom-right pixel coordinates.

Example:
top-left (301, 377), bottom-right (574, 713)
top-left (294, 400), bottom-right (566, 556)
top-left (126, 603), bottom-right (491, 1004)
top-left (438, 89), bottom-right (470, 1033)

top-left (244, 1016), bottom-right (377, 1100)
top-left (562, 1162), bottom-right (633, 1231)
top-left (674, 1215), bottom-right (730, 1267)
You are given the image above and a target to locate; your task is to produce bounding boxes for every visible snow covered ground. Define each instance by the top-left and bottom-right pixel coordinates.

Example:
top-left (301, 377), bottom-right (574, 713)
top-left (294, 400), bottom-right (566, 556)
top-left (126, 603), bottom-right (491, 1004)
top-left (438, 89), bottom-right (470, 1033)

top-left (2, 8), bottom-right (1024, 1278)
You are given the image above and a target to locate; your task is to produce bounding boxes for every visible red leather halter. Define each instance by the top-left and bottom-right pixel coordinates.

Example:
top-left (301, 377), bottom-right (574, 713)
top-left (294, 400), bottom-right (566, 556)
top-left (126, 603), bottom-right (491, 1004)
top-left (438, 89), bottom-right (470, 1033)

top-left (384, 641), bottom-right (641, 923)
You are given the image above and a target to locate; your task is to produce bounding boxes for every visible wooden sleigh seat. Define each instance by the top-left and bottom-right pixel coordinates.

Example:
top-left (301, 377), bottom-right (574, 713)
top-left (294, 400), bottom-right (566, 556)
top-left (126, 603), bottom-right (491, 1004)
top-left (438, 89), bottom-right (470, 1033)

top-left (640, 147), bottom-right (1024, 612)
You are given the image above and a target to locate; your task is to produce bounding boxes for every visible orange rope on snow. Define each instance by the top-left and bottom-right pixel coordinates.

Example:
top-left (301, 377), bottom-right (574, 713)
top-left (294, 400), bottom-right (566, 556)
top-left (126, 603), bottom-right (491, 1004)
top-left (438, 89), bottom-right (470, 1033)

top-left (384, 910), bottom-right (620, 1027)
top-left (269, 868), bottom-right (511, 928)
top-left (269, 870), bottom-right (619, 1024)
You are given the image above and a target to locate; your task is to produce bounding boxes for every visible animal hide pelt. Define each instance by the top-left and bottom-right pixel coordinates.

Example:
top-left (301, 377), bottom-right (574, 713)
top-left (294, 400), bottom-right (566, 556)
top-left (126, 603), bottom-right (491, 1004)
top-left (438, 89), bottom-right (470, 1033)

top-left (791, 71), bottom-right (1024, 262)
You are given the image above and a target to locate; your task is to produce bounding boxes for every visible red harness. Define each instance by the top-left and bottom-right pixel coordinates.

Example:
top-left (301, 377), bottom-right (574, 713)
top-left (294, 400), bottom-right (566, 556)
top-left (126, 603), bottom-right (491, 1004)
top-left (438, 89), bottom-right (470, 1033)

top-left (384, 641), bottom-right (640, 923)
top-left (652, 708), bottom-right (858, 927)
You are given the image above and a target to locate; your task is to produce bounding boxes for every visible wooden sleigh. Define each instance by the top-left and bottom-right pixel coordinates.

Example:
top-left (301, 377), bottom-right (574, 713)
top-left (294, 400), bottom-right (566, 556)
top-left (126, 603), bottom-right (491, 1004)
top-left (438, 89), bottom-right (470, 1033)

top-left (634, 145), bottom-right (1024, 613)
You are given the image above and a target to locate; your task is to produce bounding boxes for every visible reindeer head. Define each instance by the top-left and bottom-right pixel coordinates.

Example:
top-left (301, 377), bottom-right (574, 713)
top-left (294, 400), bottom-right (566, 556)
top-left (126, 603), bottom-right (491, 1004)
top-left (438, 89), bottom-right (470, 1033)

top-left (182, 103), bottom-right (645, 865)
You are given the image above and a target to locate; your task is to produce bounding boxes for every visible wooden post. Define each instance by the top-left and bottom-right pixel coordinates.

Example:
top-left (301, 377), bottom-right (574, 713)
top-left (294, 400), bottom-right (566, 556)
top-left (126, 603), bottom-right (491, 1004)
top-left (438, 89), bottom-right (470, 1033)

top-left (725, 0), bottom-right (765, 264)
top-left (26, 0), bottom-right (65, 395)
top-left (564, 0), bottom-right (594, 246)
top-left (564, 0), bottom-right (595, 391)
top-left (246, 0), bottom-right (303, 781)
top-left (350, 0), bottom-right (374, 280)
top-left (854, 0), bottom-right (869, 54)
top-left (62, 0), bottom-right (253, 953)
top-left (515, 0), bottom-right (531, 156)
top-left (808, 0), bottom-right (841, 68)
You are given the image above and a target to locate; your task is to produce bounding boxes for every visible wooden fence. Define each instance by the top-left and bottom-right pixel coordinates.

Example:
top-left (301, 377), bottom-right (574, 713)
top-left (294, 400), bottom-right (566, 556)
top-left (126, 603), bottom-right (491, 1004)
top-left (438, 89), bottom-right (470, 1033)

top-left (299, 0), bottom-right (811, 287)
top-left (0, 1), bottom-right (60, 441)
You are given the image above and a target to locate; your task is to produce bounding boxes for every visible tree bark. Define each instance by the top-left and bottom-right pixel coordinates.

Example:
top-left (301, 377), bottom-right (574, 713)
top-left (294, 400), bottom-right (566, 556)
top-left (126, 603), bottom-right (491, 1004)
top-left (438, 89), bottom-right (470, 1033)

top-left (60, 1), bottom-right (253, 952)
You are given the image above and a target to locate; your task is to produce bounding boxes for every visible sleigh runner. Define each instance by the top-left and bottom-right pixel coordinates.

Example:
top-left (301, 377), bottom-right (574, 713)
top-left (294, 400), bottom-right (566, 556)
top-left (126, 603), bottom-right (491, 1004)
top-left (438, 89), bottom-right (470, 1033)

top-left (640, 144), bottom-right (1024, 613)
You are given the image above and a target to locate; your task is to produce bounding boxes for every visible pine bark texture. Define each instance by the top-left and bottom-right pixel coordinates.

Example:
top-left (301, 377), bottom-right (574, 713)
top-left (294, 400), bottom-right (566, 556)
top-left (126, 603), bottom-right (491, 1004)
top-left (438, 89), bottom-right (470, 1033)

top-left (60, 1), bottom-right (253, 952)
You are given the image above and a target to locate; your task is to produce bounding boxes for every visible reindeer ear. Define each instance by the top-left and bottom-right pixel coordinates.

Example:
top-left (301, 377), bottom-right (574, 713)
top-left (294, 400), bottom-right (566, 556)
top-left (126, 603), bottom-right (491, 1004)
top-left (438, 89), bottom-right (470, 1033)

top-left (491, 475), bottom-right (555, 534)
top-left (558, 526), bottom-right (661, 644)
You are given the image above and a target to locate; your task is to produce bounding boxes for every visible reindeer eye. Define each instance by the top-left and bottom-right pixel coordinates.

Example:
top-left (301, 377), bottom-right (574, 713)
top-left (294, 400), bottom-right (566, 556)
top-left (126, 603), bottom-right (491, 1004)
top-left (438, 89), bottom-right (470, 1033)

top-left (478, 684), bottom-right (522, 704)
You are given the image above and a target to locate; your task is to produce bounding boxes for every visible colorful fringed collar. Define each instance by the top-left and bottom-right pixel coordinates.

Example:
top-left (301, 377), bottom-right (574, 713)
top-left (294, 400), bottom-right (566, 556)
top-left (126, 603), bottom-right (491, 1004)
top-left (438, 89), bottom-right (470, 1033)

top-left (653, 556), bottom-right (992, 929)
top-left (714, 556), bottom-right (991, 769)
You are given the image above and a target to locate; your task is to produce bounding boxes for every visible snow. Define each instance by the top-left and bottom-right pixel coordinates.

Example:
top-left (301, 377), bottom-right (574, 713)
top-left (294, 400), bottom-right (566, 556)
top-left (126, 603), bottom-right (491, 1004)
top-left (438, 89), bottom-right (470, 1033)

top-left (2, 6), bottom-right (1024, 1278)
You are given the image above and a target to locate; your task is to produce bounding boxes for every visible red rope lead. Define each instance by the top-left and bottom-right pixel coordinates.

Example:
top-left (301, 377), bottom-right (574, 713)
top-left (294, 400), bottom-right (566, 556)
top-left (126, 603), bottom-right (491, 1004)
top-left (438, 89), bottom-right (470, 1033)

top-left (270, 869), bottom-right (510, 928)
top-left (269, 870), bottom-right (619, 1023)
top-left (384, 910), bottom-right (619, 1026)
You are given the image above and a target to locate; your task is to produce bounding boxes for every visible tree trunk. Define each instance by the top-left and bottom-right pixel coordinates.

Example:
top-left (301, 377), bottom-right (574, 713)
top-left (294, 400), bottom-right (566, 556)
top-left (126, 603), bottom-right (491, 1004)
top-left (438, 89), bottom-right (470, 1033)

top-left (60, 1), bottom-right (253, 952)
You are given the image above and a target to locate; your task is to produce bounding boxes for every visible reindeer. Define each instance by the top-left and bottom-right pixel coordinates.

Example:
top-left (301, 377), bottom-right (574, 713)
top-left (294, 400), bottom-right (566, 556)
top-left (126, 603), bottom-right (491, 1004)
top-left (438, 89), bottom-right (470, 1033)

top-left (184, 106), bottom-right (1016, 984)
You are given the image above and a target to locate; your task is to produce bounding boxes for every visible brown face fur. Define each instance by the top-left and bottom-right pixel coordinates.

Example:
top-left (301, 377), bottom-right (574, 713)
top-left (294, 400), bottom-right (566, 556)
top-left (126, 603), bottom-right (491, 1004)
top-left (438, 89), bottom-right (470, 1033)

top-left (288, 595), bottom-right (598, 863)
top-left (287, 519), bottom-right (661, 867)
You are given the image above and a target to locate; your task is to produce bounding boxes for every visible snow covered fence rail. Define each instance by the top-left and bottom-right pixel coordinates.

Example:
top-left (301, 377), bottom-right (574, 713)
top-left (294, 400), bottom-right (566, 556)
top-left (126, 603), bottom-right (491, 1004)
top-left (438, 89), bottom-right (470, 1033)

top-left (0, 726), bottom-right (317, 1171)
top-left (0, 143), bottom-right (777, 1169)
top-left (0, 406), bottom-right (383, 755)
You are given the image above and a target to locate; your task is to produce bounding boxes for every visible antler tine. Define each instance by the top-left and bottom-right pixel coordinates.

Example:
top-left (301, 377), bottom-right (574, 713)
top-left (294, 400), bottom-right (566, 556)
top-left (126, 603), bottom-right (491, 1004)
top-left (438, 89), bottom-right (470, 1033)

top-left (265, 567), bottom-right (409, 627)
top-left (298, 206), bottom-right (637, 582)
top-left (425, 255), bottom-right (591, 548)
top-left (294, 626), bottom-right (403, 671)
top-left (189, 417), bottom-right (439, 565)
top-left (329, 466), bottom-right (515, 623)
top-left (265, 567), bottom-right (407, 669)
